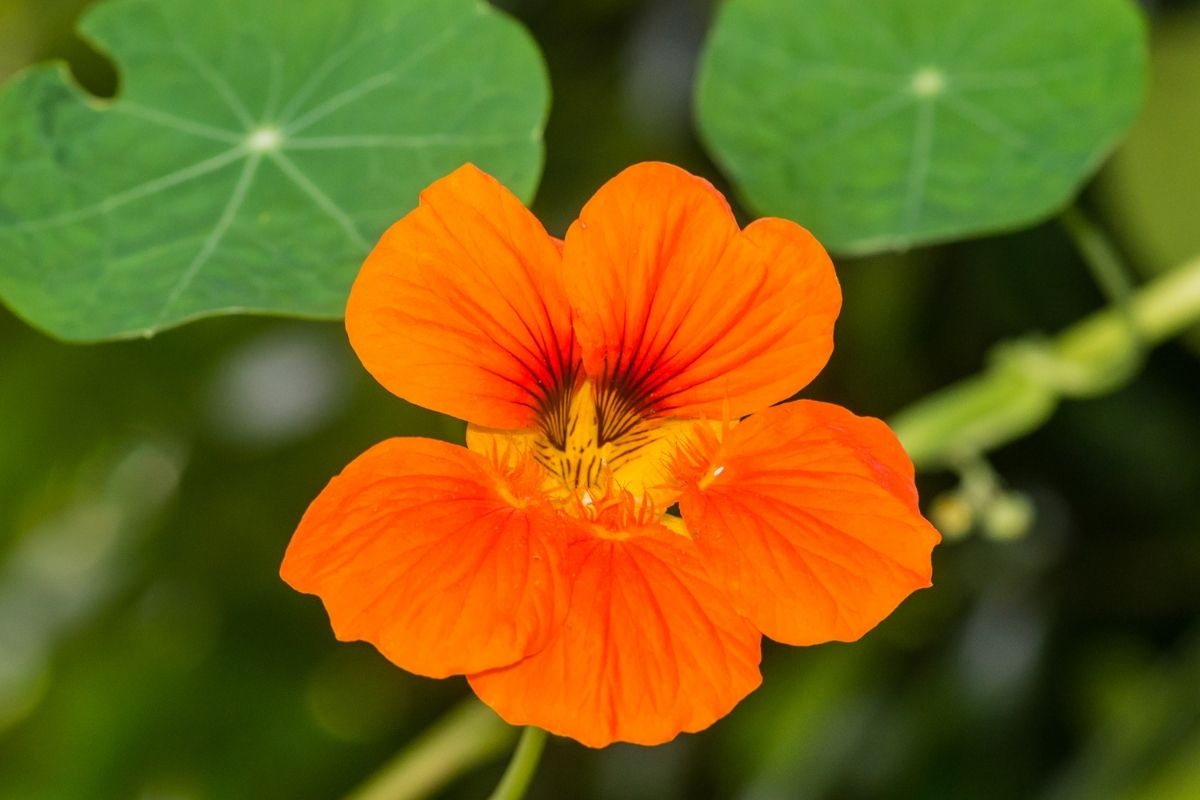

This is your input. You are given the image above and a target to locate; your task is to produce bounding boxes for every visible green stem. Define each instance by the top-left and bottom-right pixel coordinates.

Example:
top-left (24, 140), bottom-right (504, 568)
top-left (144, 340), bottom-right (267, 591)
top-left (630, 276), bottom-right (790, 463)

top-left (488, 727), bottom-right (547, 800)
top-left (344, 700), bottom-right (515, 800)
top-left (890, 252), bottom-right (1200, 470)
top-left (1060, 203), bottom-right (1142, 346)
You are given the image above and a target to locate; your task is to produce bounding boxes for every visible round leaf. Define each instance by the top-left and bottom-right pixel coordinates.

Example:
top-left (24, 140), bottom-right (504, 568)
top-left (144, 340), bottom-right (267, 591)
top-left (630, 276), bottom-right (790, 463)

top-left (0, 0), bottom-right (549, 340)
top-left (696, 0), bottom-right (1146, 253)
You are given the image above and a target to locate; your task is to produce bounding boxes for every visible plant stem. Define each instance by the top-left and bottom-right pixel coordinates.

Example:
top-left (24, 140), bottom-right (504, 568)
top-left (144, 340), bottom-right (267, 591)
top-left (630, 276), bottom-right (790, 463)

top-left (1060, 203), bottom-right (1142, 345)
top-left (344, 700), bottom-right (515, 800)
top-left (488, 726), bottom-right (547, 800)
top-left (1061, 205), bottom-right (1136, 306)
top-left (890, 252), bottom-right (1200, 470)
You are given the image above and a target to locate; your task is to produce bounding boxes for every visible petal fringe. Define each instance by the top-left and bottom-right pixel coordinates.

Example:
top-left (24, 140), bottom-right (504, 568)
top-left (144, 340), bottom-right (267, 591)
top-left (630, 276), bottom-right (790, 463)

top-left (677, 400), bottom-right (940, 645)
top-left (281, 437), bottom-right (569, 677)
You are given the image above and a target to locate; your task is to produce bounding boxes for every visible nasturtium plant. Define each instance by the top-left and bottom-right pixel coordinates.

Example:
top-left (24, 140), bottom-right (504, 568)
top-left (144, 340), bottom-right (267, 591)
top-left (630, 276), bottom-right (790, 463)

top-left (696, 0), bottom-right (1146, 254)
top-left (0, 0), bottom-right (548, 341)
top-left (281, 161), bottom-right (940, 748)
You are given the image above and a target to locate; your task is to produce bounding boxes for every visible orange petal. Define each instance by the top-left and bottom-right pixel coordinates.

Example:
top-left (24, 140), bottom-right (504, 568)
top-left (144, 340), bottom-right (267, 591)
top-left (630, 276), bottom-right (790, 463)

top-left (347, 164), bottom-right (578, 429)
top-left (677, 401), bottom-right (940, 646)
top-left (280, 438), bottom-right (568, 678)
top-left (469, 523), bottom-right (762, 747)
top-left (563, 162), bottom-right (840, 420)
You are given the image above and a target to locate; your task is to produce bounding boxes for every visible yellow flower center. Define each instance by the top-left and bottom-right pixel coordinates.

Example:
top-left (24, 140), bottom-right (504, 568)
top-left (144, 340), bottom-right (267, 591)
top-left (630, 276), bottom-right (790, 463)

top-left (467, 379), bottom-right (703, 516)
top-left (532, 380), bottom-right (660, 491)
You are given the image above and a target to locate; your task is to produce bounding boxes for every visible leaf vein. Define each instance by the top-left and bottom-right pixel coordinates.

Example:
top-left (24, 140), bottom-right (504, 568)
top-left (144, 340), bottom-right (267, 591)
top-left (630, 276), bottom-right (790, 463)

top-left (268, 151), bottom-right (369, 251)
top-left (153, 152), bottom-right (261, 327)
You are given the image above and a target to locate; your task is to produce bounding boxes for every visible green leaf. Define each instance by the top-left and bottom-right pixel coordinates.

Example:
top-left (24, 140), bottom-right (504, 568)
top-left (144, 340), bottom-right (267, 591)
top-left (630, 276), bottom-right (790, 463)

top-left (695, 0), bottom-right (1146, 254)
top-left (0, 0), bottom-right (548, 341)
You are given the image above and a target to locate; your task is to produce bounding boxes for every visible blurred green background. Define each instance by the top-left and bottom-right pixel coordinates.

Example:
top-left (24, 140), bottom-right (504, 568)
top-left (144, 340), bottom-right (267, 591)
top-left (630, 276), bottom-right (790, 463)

top-left (2, 1), bottom-right (1199, 798)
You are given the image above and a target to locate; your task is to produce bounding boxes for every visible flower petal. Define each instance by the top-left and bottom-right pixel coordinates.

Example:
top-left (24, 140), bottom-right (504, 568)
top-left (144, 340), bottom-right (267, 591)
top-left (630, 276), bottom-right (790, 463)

top-left (469, 523), bottom-right (762, 747)
top-left (281, 437), bottom-right (568, 677)
top-left (347, 164), bottom-right (578, 429)
top-left (563, 162), bottom-right (840, 420)
top-left (677, 401), bottom-right (940, 645)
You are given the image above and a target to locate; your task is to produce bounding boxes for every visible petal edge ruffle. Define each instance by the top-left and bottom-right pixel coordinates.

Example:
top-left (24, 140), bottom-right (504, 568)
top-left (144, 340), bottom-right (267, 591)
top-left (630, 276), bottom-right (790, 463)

top-left (563, 162), bottom-right (840, 421)
top-left (469, 522), bottom-right (762, 747)
top-left (677, 401), bottom-right (940, 646)
top-left (347, 164), bottom-right (578, 429)
top-left (281, 437), bottom-right (569, 677)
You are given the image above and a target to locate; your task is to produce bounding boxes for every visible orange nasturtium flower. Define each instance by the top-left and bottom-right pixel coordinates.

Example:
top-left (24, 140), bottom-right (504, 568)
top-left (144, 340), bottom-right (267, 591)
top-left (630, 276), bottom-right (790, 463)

top-left (281, 162), bottom-right (940, 748)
